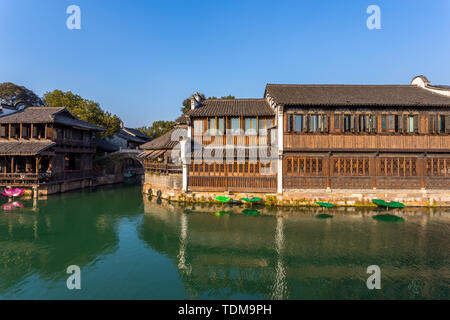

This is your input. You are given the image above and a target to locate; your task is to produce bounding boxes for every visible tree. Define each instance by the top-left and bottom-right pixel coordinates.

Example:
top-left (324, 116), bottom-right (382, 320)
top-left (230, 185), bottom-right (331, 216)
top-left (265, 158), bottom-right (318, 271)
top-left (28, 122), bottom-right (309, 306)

top-left (180, 94), bottom-right (235, 114)
top-left (0, 82), bottom-right (43, 106)
top-left (136, 120), bottom-right (175, 139)
top-left (43, 90), bottom-right (121, 137)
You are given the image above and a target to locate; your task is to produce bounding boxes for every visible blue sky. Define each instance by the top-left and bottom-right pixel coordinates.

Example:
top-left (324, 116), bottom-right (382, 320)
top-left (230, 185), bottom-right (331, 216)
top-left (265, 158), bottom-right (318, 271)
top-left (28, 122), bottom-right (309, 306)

top-left (0, 0), bottom-right (449, 127)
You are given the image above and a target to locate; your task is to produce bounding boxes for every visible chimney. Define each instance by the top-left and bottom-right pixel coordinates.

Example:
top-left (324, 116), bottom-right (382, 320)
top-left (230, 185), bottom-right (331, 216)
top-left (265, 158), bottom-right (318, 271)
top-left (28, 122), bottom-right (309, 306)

top-left (190, 91), bottom-right (203, 110)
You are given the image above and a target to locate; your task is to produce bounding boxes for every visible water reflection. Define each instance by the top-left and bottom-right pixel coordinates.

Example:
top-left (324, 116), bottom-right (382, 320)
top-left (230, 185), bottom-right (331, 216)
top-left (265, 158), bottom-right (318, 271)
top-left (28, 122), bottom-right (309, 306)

top-left (0, 185), bottom-right (143, 295)
top-left (141, 198), bottom-right (450, 299)
top-left (0, 185), bottom-right (448, 299)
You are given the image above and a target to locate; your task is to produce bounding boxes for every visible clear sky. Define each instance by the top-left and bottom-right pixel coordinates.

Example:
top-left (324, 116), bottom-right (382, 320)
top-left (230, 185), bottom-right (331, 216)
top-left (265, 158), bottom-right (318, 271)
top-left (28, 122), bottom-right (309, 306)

top-left (0, 0), bottom-right (449, 127)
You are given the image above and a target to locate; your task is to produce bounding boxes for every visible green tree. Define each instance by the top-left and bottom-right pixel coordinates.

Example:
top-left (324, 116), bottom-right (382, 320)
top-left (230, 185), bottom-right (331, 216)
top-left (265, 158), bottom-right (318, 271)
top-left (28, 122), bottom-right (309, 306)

top-left (0, 82), bottom-right (43, 106)
top-left (136, 120), bottom-right (175, 139)
top-left (181, 94), bottom-right (235, 114)
top-left (43, 90), bottom-right (121, 137)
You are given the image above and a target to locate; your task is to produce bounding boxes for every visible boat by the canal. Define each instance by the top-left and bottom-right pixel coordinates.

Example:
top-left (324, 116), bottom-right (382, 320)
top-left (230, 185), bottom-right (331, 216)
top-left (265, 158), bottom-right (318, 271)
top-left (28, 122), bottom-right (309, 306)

top-left (241, 197), bottom-right (261, 204)
top-left (372, 199), bottom-right (406, 209)
top-left (316, 202), bottom-right (334, 208)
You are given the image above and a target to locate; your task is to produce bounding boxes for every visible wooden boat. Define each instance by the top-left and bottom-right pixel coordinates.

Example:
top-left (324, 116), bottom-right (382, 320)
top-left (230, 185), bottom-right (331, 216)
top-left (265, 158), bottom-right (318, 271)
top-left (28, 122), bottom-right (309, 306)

top-left (373, 214), bottom-right (405, 222)
top-left (241, 197), bottom-right (261, 203)
top-left (316, 213), bottom-right (333, 219)
top-left (316, 202), bottom-right (334, 208)
top-left (215, 196), bottom-right (231, 203)
top-left (372, 199), bottom-right (405, 208)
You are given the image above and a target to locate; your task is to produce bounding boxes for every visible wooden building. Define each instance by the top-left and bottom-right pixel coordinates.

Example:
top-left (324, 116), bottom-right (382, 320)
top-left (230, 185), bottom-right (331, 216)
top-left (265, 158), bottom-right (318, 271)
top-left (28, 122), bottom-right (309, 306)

top-left (266, 82), bottom-right (450, 192)
top-left (183, 96), bottom-right (278, 193)
top-left (177, 76), bottom-right (450, 194)
top-left (0, 106), bottom-right (104, 195)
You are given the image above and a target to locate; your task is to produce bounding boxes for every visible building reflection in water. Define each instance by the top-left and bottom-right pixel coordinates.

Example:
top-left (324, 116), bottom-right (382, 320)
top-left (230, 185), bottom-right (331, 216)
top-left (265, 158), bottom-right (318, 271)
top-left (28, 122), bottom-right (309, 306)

top-left (141, 198), bottom-right (450, 300)
top-left (271, 215), bottom-right (288, 300)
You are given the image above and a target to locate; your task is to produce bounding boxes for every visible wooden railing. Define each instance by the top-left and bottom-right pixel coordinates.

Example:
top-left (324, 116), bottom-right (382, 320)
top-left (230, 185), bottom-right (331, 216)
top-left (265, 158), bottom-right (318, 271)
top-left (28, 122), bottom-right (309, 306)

top-left (145, 163), bottom-right (182, 174)
top-left (188, 176), bottom-right (277, 192)
top-left (0, 172), bottom-right (49, 186)
top-left (193, 135), bottom-right (268, 147)
top-left (284, 134), bottom-right (450, 151)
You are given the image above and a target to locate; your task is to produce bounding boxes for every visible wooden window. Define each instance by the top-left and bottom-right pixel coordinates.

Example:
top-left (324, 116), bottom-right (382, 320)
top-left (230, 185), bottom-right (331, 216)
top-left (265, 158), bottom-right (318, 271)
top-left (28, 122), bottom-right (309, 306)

top-left (334, 115), bottom-right (340, 131)
top-left (381, 115), bottom-right (387, 132)
top-left (22, 124), bottom-right (31, 139)
top-left (394, 115), bottom-right (402, 133)
top-left (294, 114), bottom-right (304, 132)
top-left (217, 117), bottom-right (224, 135)
top-left (245, 118), bottom-right (257, 135)
top-left (230, 118), bottom-right (240, 135)
top-left (0, 124), bottom-right (7, 138)
top-left (388, 115), bottom-right (395, 132)
top-left (439, 115), bottom-right (446, 134)
top-left (379, 158), bottom-right (418, 177)
top-left (332, 157), bottom-right (371, 176)
top-left (193, 120), bottom-right (203, 134)
top-left (207, 118), bottom-right (216, 135)
top-left (343, 115), bottom-right (353, 133)
top-left (287, 114), bottom-right (294, 132)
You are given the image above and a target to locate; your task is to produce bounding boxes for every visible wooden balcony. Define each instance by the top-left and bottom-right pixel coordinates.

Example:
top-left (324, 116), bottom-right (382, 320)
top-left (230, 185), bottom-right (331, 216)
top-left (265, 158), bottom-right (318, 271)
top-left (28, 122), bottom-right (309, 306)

top-left (145, 163), bottom-right (182, 174)
top-left (193, 135), bottom-right (268, 147)
top-left (188, 176), bottom-right (277, 193)
top-left (284, 134), bottom-right (450, 152)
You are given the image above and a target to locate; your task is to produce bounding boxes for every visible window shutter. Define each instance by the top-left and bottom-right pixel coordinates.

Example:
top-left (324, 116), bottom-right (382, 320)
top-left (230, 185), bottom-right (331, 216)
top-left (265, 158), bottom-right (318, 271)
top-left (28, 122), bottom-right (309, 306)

top-left (403, 115), bottom-right (408, 134)
top-left (326, 115), bottom-right (330, 133)
top-left (414, 115), bottom-right (419, 133)
top-left (306, 115), bottom-right (310, 133)
top-left (303, 115), bottom-right (307, 133)
top-left (428, 115), bottom-right (433, 133)
top-left (446, 116), bottom-right (450, 133)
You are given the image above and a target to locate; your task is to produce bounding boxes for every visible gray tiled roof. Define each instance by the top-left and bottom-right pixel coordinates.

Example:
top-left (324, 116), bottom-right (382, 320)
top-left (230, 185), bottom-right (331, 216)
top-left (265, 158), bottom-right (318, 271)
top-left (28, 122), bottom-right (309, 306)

top-left (187, 99), bottom-right (275, 117)
top-left (140, 128), bottom-right (184, 150)
top-left (265, 84), bottom-right (450, 107)
top-left (0, 141), bottom-right (56, 155)
top-left (123, 127), bottom-right (151, 140)
top-left (0, 107), bottom-right (105, 131)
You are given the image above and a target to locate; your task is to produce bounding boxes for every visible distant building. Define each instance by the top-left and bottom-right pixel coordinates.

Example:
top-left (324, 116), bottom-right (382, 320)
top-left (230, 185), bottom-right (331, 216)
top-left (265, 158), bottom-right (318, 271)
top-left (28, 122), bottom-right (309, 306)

top-left (106, 122), bottom-right (151, 151)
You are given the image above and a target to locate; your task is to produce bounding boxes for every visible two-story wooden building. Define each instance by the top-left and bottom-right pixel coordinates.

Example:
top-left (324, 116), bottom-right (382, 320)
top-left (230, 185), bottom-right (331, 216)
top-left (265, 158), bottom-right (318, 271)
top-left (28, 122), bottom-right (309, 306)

top-left (184, 95), bottom-right (278, 193)
top-left (0, 106), bottom-right (104, 196)
top-left (177, 76), bottom-right (450, 195)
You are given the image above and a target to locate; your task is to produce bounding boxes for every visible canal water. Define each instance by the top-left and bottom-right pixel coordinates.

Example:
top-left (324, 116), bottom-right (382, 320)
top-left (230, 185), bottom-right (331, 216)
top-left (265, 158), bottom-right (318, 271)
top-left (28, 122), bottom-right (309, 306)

top-left (0, 184), bottom-right (448, 300)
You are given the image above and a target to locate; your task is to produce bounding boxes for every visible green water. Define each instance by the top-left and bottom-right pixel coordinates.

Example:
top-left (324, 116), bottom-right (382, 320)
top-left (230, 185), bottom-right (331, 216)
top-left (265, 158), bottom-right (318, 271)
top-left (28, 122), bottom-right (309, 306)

top-left (0, 184), bottom-right (449, 300)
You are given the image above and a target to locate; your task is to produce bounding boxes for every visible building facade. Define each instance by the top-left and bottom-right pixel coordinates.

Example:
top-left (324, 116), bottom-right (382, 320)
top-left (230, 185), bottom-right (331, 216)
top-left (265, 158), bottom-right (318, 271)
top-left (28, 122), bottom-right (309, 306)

top-left (140, 76), bottom-right (450, 200)
top-left (0, 106), bottom-right (104, 196)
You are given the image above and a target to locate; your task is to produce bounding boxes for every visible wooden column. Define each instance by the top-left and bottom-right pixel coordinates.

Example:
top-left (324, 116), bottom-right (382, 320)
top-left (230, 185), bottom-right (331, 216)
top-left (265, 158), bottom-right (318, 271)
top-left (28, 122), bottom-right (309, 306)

top-left (11, 156), bottom-right (14, 173)
top-left (326, 153), bottom-right (331, 190)
top-left (19, 123), bottom-right (22, 140)
top-left (371, 154), bottom-right (377, 189)
top-left (420, 153), bottom-right (426, 190)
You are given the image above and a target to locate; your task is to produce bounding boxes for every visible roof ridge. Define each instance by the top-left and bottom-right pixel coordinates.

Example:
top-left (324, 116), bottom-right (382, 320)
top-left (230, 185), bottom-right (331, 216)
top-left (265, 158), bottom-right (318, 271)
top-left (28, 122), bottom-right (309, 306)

top-left (266, 84), bottom-right (413, 87)
top-left (203, 98), bottom-right (265, 101)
